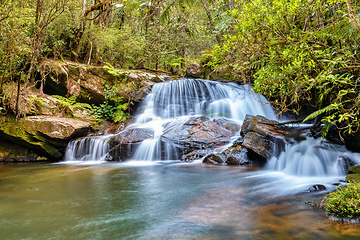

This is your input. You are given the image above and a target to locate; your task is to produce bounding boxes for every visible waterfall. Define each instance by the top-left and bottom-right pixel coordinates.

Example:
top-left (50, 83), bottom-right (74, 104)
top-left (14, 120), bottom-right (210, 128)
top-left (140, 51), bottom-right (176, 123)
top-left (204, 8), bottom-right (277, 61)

top-left (64, 135), bottom-right (112, 162)
top-left (130, 79), bottom-right (276, 161)
top-left (64, 78), bottom-right (276, 162)
top-left (266, 137), bottom-right (360, 176)
top-left (135, 79), bottom-right (276, 123)
top-left (63, 78), bottom-right (360, 179)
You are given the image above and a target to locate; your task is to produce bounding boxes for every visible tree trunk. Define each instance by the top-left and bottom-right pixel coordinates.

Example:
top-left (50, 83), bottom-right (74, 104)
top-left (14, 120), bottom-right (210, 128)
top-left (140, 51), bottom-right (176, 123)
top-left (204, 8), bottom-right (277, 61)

top-left (200, 0), bottom-right (222, 44)
top-left (346, 0), bottom-right (360, 31)
top-left (229, 0), bottom-right (234, 10)
top-left (82, 0), bottom-right (86, 16)
top-left (26, 0), bottom-right (43, 85)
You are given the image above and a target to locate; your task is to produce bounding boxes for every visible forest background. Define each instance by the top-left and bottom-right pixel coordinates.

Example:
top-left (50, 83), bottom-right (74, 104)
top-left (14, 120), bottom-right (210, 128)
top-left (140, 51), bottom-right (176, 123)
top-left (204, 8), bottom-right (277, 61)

top-left (0, 0), bottom-right (360, 137)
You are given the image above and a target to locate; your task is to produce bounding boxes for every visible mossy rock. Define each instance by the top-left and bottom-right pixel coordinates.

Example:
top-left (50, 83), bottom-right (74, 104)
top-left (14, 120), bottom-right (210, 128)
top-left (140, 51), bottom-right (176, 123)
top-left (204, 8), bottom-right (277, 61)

top-left (348, 165), bottom-right (360, 174)
top-left (346, 165), bottom-right (360, 183)
top-left (0, 115), bottom-right (91, 160)
top-left (0, 140), bottom-right (48, 162)
top-left (346, 174), bottom-right (360, 183)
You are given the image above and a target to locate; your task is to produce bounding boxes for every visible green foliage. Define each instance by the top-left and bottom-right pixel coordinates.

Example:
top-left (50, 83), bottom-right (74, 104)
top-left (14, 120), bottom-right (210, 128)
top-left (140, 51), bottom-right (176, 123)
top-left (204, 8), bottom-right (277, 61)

top-left (52, 95), bottom-right (93, 110)
top-left (204, 0), bottom-right (360, 137)
top-left (303, 103), bottom-right (343, 123)
top-left (29, 97), bottom-right (45, 107)
top-left (324, 182), bottom-right (360, 220)
top-left (90, 79), bottom-right (130, 123)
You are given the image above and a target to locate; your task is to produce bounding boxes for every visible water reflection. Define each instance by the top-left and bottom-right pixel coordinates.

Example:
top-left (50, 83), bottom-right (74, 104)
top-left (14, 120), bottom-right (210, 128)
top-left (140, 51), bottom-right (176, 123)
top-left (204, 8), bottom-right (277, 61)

top-left (0, 163), bottom-right (360, 240)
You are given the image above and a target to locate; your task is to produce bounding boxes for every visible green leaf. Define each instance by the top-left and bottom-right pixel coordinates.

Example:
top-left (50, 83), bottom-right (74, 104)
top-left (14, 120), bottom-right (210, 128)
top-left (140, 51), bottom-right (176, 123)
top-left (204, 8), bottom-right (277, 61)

top-left (303, 103), bottom-right (342, 122)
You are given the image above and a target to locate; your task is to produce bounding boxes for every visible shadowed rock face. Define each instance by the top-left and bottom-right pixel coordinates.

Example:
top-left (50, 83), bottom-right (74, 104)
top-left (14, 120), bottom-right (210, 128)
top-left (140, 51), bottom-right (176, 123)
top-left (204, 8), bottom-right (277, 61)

top-left (106, 116), bottom-right (241, 161)
top-left (40, 59), bottom-right (172, 105)
top-left (0, 115), bottom-right (91, 160)
top-left (162, 117), bottom-right (240, 152)
top-left (185, 63), bottom-right (202, 78)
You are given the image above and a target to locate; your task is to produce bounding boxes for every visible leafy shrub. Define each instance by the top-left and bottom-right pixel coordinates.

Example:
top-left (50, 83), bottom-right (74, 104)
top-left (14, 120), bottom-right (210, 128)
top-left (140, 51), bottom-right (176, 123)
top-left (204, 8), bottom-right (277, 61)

top-left (324, 182), bottom-right (360, 220)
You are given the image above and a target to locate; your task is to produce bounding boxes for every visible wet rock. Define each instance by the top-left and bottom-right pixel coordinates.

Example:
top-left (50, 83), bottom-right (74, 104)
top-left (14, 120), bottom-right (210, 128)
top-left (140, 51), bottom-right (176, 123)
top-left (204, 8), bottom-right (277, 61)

top-left (107, 128), bottom-right (154, 161)
top-left (181, 149), bottom-right (212, 162)
top-left (107, 143), bottom-right (140, 161)
top-left (203, 153), bottom-right (226, 165)
top-left (110, 128), bottom-right (154, 145)
top-left (106, 116), bottom-right (240, 162)
top-left (162, 117), bottom-right (240, 154)
top-left (337, 156), bottom-right (356, 174)
top-left (223, 145), bottom-right (252, 166)
top-left (240, 114), bottom-right (281, 138)
top-left (202, 144), bottom-right (254, 166)
top-left (185, 63), bottom-right (202, 78)
top-left (242, 132), bottom-right (274, 159)
top-left (307, 184), bottom-right (326, 192)
top-left (240, 114), bottom-right (294, 159)
top-left (0, 115), bottom-right (91, 160)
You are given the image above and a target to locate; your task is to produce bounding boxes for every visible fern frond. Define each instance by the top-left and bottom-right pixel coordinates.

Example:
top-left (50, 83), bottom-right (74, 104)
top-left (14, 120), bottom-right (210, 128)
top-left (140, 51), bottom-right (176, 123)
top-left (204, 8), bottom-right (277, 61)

top-left (303, 103), bottom-right (342, 122)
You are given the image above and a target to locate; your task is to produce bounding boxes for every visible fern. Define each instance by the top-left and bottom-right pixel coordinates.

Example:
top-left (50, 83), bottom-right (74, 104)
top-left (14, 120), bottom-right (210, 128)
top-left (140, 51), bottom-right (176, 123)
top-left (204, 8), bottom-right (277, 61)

top-left (302, 103), bottom-right (342, 122)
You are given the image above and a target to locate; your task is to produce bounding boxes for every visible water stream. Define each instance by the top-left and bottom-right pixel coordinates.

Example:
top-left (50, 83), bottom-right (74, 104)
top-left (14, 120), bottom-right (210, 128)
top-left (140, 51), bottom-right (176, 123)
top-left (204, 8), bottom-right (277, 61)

top-left (2, 78), bottom-right (360, 239)
top-left (65, 79), bottom-right (277, 162)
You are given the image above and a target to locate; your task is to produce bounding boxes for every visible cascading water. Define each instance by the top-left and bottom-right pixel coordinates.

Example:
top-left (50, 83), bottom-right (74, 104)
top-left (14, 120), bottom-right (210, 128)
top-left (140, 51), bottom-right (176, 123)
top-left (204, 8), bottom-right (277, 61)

top-left (64, 78), bottom-right (276, 162)
top-left (266, 137), bottom-right (360, 176)
top-left (64, 135), bottom-right (112, 162)
top-left (129, 79), bottom-right (276, 161)
top-left (135, 79), bottom-right (276, 123)
top-left (64, 78), bottom-right (360, 182)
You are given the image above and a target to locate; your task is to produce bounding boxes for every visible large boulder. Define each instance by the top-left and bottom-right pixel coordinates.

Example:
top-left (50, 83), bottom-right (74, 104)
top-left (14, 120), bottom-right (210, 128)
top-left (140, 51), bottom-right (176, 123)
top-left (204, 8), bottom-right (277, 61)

top-left (2, 82), bottom-right (94, 121)
top-left (0, 115), bottom-right (91, 160)
top-left (40, 59), bottom-right (172, 105)
top-left (105, 117), bottom-right (240, 161)
top-left (107, 127), bottom-right (155, 161)
top-left (185, 63), bottom-right (202, 78)
top-left (239, 114), bottom-right (305, 159)
top-left (162, 117), bottom-right (240, 154)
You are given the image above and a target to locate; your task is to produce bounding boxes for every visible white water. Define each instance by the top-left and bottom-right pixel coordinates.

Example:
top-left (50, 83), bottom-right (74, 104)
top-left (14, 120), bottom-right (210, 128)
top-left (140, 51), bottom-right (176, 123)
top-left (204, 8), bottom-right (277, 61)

top-left (266, 137), bottom-right (360, 176)
top-left (64, 78), bottom-right (360, 185)
top-left (135, 79), bottom-right (276, 123)
top-left (64, 135), bottom-right (112, 162)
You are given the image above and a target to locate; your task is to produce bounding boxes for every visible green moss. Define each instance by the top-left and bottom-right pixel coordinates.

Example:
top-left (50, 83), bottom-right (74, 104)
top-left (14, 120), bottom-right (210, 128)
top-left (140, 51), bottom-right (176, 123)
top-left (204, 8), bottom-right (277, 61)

top-left (346, 174), bottom-right (360, 184)
top-left (348, 165), bottom-right (360, 174)
top-left (0, 116), bottom-right (63, 159)
top-left (29, 97), bottom-right (45, 106)
top-left (323, 182), bottom-right (360, 220)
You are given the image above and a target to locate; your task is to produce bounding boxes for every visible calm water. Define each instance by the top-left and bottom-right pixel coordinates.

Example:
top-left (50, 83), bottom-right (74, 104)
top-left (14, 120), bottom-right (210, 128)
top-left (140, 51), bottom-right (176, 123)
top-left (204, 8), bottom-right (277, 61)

top-left (1, 161), bottom-right (360, 240)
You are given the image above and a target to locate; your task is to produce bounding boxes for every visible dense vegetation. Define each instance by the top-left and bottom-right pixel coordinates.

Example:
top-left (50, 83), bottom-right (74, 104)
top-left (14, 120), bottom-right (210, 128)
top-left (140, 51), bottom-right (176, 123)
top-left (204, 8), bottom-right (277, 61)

top-left (1, 0), bottom-right (359, 132)
top-left (1, 0), bottom-right (360, 220)
top-left (324, 182), bottom-right (360, 220)
top-left (0, 0), bottom-right (235, 120)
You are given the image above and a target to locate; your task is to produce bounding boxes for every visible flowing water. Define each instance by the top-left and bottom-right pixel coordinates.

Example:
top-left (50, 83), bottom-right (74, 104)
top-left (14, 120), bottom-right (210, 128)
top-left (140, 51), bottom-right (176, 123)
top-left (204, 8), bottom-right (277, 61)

top-left (1, 162), bottom-right (360, 240)
top-left (65, 79), bottom-right (276, 162)
top-left (2, 78), bottom-right (360, 239)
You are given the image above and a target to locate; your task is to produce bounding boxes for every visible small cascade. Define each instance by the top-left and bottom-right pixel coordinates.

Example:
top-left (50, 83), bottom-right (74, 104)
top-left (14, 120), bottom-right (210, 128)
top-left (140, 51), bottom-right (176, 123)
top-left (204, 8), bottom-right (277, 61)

top-left (64, 78), bottom-right (277, 162)
top-left (135, 79), bottom-right (276, 123)
top-left (121, 79), bottom-right (278, 162)
top-left (266, 137), bottom-right (360, 176)
top-left (64, 135), bottom-right (112, 162)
